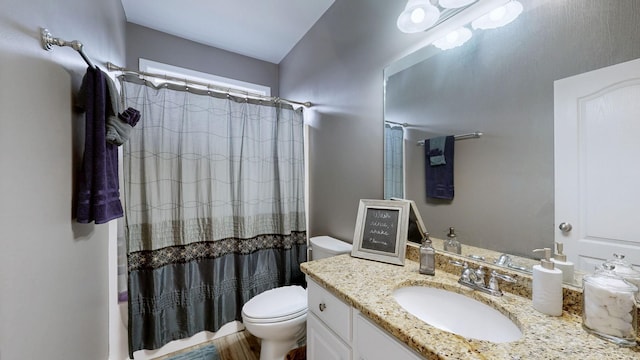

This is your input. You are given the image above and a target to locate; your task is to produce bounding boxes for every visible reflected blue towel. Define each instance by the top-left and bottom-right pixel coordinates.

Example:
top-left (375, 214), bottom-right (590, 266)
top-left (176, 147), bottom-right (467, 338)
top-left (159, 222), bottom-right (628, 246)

top-left (166, 344), bottom-right (220, 360)
top-left (425, 135), bottom-right (455, 200)
top-left (429, 136), bottom-right (447, 165)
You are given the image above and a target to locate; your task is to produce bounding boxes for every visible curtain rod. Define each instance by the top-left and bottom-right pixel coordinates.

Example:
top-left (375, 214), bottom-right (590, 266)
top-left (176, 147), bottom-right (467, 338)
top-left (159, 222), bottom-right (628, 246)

top-left (38, 28), bottom-right (312, 108)
top-left (40, 28), bottom-right (95, 69)
top-left (417, 132), bottom-right (483, 145)
top-left (386, 121), bottom-right (410, 127)
top-left (105, 62), bottom-right (312, 108)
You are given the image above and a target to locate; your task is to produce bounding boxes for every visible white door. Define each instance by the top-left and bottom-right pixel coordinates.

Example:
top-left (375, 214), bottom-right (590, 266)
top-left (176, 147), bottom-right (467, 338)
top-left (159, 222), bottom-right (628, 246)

top-left (554, 57), bottom-right (640, 272)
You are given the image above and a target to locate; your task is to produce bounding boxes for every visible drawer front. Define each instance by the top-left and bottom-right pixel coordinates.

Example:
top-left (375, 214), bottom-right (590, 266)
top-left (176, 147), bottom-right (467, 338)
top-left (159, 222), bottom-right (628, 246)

top-left (308, 278), bottom-right (352, 344)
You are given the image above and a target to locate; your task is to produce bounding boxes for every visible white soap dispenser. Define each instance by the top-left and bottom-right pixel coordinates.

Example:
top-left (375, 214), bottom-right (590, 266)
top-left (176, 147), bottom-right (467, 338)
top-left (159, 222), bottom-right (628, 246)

top-left (551, 242), bottom-right (575, 284)
top-left (532, 248), bottom-right (563, 316)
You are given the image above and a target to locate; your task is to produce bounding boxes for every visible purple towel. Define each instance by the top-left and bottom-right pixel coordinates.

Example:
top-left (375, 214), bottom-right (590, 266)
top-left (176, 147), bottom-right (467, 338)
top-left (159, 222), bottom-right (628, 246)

top-left (119, 107), bottom-right (141, 126)
top-left (75, 67), bottom-right (123, 224)
top-left (106, 107), bottom-right (141, 145)
top-left (425, 135), bottom-right (455, 200)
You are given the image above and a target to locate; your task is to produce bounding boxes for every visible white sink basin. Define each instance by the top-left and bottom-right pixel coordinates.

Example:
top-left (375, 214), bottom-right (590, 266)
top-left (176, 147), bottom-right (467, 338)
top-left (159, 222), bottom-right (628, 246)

top-left (392, 286), bottom-right (522, 343)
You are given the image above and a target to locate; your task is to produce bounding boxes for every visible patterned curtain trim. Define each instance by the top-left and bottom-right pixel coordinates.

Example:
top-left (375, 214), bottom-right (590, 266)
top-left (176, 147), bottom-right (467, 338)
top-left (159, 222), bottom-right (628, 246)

top-left (128, 231), bottom-right (307, 271)
top-left (127, 213), bottom-right (306, 252)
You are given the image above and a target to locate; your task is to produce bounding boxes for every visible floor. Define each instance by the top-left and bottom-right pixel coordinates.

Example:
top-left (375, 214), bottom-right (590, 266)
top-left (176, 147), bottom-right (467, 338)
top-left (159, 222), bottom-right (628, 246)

top-left (214, 330), bottom-right (261, 360)
top-left (154, 330), bottom-right (261, 360)
top-left (154, 329), bottom-right (307, 360)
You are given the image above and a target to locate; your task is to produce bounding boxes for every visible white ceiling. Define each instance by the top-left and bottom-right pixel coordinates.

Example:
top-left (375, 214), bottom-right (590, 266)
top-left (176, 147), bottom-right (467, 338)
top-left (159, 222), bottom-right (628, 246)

top-left (120, 0), bottom-right (335, 64)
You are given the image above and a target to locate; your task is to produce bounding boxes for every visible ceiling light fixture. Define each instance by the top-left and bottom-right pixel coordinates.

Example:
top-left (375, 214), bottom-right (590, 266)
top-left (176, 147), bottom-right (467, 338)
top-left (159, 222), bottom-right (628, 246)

top-left (432, 27), bottom-right (473, 50)
top-left (397, 0), bottom-right (441, 33)
top-left (471, 1), bottom-right (523, 30)
top-left (438, 0), bottom-right (476, 9)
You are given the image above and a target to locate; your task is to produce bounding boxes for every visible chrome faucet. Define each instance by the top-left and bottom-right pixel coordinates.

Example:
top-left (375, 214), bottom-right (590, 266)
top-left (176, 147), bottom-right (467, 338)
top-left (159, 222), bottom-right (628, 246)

top-left (450, 261), bottom-right (516, 297)
top-left (494, 253), bottom-right (531, 273)
top-left (495, 254), bottom-right (512, 266)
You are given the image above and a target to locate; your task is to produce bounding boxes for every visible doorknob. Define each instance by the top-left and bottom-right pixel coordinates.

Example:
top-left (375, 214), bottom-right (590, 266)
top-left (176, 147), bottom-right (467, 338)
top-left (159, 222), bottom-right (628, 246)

top-left (559, 222), bottom-right (572, 233)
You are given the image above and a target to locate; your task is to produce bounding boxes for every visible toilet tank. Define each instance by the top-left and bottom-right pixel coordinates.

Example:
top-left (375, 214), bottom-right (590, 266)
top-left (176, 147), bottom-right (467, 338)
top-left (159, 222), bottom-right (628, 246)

top-left (309, 236), bottom-right (352, 260)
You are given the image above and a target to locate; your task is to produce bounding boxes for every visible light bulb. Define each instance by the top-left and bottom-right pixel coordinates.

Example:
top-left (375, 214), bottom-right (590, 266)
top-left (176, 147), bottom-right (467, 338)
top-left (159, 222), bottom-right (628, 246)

top-left (432, 27), bottom-right (472, 50)
top-left (471, 1), bottom-right (523, 30)
top-left (397, 0), bottom-right (441, 33)
top-left (489, 6), bottom-right (507, 21)
top-left (446, 31), bottom-right (459, 43)
top-left (411, 8), bottom-right (426, 23)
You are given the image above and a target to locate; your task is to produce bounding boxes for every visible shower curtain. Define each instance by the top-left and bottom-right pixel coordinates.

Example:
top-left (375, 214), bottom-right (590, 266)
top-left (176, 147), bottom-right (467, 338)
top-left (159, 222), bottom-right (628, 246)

top-left (119, 75), bottom-right (307, 356)
top-left (384, 123), bottom-right (404, 199)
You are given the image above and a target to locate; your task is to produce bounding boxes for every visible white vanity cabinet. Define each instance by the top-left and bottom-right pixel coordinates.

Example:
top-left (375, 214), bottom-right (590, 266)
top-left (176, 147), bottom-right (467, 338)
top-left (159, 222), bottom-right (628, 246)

top-left (307, 278), bottom-right (352, 359)
top-left (352, 311), bottom-right (422, 360)
top-left (307, 313), bottom-right (351, 359)
top-left (307, 278), bottom-right (424, 360)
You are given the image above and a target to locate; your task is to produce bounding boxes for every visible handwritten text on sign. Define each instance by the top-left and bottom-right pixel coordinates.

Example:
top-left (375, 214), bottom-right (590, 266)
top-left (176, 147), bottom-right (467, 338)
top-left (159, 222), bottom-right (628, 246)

top-left (361, 208), bottom-right (399, 253)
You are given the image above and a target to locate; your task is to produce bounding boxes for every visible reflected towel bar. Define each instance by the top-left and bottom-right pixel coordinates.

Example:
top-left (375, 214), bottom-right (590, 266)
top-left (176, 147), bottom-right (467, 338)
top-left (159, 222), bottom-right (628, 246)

top-left (417, 132), bottom-right (483, 145)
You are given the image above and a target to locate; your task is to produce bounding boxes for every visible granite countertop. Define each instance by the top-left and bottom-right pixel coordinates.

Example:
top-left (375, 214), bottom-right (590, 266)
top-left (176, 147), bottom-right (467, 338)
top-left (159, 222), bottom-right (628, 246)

top-left (301, 254), bottom-right (640, 360)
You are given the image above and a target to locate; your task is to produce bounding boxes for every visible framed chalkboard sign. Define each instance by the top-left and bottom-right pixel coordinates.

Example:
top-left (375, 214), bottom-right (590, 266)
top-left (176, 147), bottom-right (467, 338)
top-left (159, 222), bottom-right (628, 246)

top-left (351, 199), bottom-right (410, 265)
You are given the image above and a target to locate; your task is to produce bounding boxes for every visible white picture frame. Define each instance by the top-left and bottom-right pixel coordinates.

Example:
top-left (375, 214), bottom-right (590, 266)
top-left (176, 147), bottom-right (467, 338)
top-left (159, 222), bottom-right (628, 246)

top-left (391, 198), bottom-right (428, 244)
top-left (351, 199), bottom-right (410, 265)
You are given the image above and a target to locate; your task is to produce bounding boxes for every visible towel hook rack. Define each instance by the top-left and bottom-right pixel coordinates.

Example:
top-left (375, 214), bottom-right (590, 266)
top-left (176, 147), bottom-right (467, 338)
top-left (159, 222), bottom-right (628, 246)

top-left (40, 28), bottom-right (96, 69)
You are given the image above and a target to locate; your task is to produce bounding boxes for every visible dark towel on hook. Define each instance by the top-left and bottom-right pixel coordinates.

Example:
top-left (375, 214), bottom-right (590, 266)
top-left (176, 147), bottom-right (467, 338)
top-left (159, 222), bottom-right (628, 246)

top-left (425, 135), bottom-right (455, 200)
top-left (75, 67), bottom-right (124, 224)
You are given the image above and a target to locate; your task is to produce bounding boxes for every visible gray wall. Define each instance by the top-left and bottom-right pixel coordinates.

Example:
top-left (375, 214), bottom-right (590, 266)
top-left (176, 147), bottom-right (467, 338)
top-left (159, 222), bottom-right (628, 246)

top-left (280, 0), bottom-right (640, 257)
top-left (279, 0), bottom-right (435, 242)
top-left (0, 0), bottom-right (126, 359)
top-left (126, 23), bottom-right (280, 96)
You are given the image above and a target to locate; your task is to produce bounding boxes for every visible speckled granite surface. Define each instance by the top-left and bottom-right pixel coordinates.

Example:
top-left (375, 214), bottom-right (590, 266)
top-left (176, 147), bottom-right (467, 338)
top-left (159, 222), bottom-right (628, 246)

top-left (301, 253), bottom-right (640, 359)
top-left (405, 242), bottom-right (585, 316)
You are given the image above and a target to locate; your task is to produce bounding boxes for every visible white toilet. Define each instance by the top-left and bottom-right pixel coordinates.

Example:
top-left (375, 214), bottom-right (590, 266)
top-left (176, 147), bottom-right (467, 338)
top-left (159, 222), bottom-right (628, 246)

top-left (309, 235), bottom-right (352, 260)
top-left (241, 236), bottom-right (351, 360)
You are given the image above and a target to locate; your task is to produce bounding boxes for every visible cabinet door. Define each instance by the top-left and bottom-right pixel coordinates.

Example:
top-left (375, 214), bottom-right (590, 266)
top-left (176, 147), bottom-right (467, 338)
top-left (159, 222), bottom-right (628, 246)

top-left (307, 312), bottom-right (351, 360)
top-left (307, 278), bottom-right (352, 343)
top-left (353, 311), bottom-right (422, 360)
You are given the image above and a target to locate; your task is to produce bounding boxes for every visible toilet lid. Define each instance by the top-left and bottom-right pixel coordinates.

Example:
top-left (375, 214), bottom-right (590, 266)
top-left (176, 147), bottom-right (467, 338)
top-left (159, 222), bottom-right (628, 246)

top-left (310, 236), bottom-right (352, 254)
top-left (242, 285), bottom-right (307, 322)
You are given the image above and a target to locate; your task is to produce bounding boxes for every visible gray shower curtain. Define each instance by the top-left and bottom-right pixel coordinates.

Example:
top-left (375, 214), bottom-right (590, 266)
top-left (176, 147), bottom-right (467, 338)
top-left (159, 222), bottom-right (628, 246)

top-left (119, 75), bottom-right (307, 356)
top-left (384, 123), bottom-right (404, 199)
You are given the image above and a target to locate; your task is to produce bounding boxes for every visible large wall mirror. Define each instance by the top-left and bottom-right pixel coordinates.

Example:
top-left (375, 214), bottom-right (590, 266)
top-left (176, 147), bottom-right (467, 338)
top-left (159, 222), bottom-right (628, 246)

top-left (384, 0), bottom-right (640, 266)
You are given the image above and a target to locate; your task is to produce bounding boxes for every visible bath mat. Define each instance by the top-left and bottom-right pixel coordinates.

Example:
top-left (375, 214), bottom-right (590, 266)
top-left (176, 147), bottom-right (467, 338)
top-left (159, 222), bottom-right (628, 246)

top-left (165, 344), bottom-right (220, 360)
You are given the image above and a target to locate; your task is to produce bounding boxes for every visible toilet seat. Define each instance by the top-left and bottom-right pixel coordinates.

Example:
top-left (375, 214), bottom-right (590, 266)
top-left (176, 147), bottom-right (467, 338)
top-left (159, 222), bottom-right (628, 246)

top-left (242, 285), bottom-right (307, 324)
top-left (243, 308), bottom-right (307, 324)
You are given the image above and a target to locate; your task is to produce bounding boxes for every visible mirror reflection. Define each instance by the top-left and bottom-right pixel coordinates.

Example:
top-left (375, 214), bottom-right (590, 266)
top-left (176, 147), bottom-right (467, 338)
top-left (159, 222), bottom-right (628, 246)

top-left (384, 0), bottom-right (640, 276)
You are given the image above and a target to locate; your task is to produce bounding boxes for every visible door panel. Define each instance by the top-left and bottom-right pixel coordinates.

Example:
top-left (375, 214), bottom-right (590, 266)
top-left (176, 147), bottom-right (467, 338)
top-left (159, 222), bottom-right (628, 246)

top-left (554, 58), bottom-right (640, 272)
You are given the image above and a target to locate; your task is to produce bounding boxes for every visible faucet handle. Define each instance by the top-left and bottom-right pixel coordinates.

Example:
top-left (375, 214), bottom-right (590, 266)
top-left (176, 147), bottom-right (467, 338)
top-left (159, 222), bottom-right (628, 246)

top-left (449, 260), bottom-right (468, 270)
top-left (491, 270), bottom-right (516, 283)
top-left (494, 254), bottom-right (512, 266)
top-left (474, 266), bottom-right (486, 287)
top-left (449, 260), bottom-right (474, 281)
top-left (488, 270), bottom-right (516, 296)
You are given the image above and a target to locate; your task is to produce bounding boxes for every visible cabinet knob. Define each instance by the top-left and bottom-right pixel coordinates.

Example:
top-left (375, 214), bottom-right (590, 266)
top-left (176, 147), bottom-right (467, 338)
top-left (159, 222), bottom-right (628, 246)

top-left (319, 302), bottom-right (326, 312)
